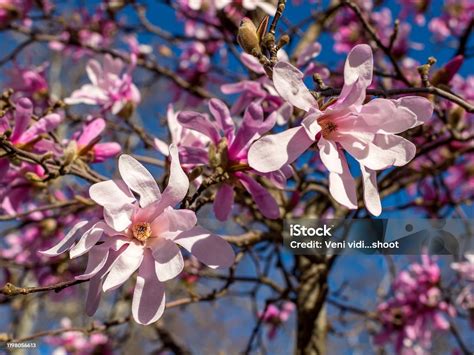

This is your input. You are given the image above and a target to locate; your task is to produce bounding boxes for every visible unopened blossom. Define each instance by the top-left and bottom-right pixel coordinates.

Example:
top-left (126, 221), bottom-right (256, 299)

top-left (0, 97), bottom-right (61, 213)
top-left (41, 145), bottom-right (234, 325)
top-left (65, 54), bottom-right (141, 115)
top-left (249, 44), bottom-right (433, 216)
top-left (258, 302), bottom-right (295, 339)
top-left (375, 255), bottom-right (455, 353)
top-left (68, 117), bottom-right (121, 163)
top-left (177, 99), bottom-right (290, 221)
top-left (46, 318), bottom-right (111, 355)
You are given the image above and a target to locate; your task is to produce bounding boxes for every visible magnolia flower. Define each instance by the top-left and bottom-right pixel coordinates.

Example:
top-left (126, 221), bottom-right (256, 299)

top-left (65, 54), bottom-right (141, 115)
top-left (248, 44), bottom-right (433, 216)
top-left (177, 99), bottom-right (290, 221)
top-left (375, 255), bottom-right (455, 353)
top-left (1, 97), bottom-right (61, 149)
top-left (68, 117), bottom-right (121, 163)
top-left (187, 0), bottom-right (276, 15)
top-left (41, 145), bottom-right (234, 325)
top-left (258, 302), bottom-right (295, 339)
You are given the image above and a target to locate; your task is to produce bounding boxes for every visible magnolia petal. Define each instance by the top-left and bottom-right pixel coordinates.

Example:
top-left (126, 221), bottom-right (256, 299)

top-left (151, 238), bottom-right (184, 282)
top-left (174, 226), bottom-right (235, 269)
top-left (318, 138), bottom-right (343, 174)
top-left (373, 134), bottom-right (416, 167)
top-left (213, 183), bottom-right (235, 221)
top-left (337, 44), bottom-right (373, 108)
top-left (69, 223), bottom-right (104, 259)
top-left (75, 245), bottom-right (109, 280)
top-left (328, 154), bottom-right (358, 210)
top-left (119, 154), bottom-right (161, 208)
top-left (77, 118), bottom-right (105, 146)
top-left (273, 61), bottom-right (317, 111)
top-left (85, 245), bottom-right (127, 316)
top-left (177, 111), bottom-right (221, 144)
top-left (236, 173), bottom-right (280, 219)
top-left (361, 99), bottom-right (417, 134)
top-left (248, 126), bottom-right (313, 173)
top-left (228, 102), bottom-right (264, 156)
top-left (18, 113), bottom-right (62, 144)
top-left (89, 179), bottom-right (135, 207)
top-left (360, 165), bottom-right (381, 216)
top-left (11, 97), bottom-right (33, 142)
top-left (159, 145), bottom-right (189, 209)
top-left (395, 96), bottom-right (433, 126)
top-left (209, 98), bottom-right (234, 136)
top-left (39, 220), bottom-right (90, 256)
top-left (132, 250), bottom-right (166, 325)
top-left (102, 242), bottom-right (144, 292)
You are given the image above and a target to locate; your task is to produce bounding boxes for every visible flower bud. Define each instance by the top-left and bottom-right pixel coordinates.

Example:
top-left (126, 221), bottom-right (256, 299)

top-left (237, 18), bottom-right (261, 55)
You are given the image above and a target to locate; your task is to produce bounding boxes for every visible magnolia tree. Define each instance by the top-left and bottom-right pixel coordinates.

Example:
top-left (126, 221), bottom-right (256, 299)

top-left (0, 0), bottom-right (473, 354)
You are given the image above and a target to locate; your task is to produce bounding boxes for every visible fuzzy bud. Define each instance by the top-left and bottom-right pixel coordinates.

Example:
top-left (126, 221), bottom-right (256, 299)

top-left (237, 18), bottom-right (261, 55)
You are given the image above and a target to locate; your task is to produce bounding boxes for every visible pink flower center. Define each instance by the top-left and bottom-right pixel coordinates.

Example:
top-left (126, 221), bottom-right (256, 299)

top-left (132, 222), bottom-right (152, 242)
top-left (318, 117), bottom-right (338, 139)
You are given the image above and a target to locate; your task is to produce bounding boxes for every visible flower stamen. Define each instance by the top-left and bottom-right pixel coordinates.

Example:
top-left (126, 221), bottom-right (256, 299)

top-left (132, 222), bottom-right (152, 242)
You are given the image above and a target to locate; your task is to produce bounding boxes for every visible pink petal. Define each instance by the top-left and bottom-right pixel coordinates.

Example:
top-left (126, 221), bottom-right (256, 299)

top-left (85, 59), bottom-right (102, 86)
top-left (76, 245), bottom-right (110, 280)
top-left (328, 153), bottom-right (358, 210)
top-left (372, 134), bottom-right (416, 167)
top-left (213, 184), bottom-right (234, 221)
top-left (85, 245), bottom-right (127, 316)
top-left (18, 113), bottom-right (62, 144)
top-left (248, 126), bottom-right (313, 173)
top-left (102, 242), bottom-right (144, 292)
top-left (360, 165), bottom-right (381, 216)
top-left (361, 99), bottom-right (417, 134)
top-left (318, 138), bottom-right (343, 174)
top-left (10, 97), bottom-right (33, 143)
top-left (77, 118), bottom-right (106, 146)
top-left (159, 144), bottom-right (189, 208)
top-left (236, 173), bottom-right (280, 219)
top-left (151, 238), bottom-right (184, 282)
top-left (209, 98), bottom-right (234, 136)
top-left (174, 226), bottom-right (235, 269)
top-left (92, 142), bottom-right (121, 162)
top-left (119, 154), bottom-right (161, 208)
top-left (177, 111), bottom-right (221, 144)
top-left (336, 44), bottom-right (373, 108)
top-left (132, 249), bottom-right (166, 325)
top-left (69, 221), bottom-right (108, 258)
top-left (89, 180), bottom-right (135, 231)
top-left (240, 53), bottom-right (266, 74)
top-left (228, 102), bottom-right (264, 157)
top-left (394, 96), bottom-right (433, 126)
top-left (296, 42), bottom-right (322, 67)
top-left (39, 220), bottom-right (90, 256)
top-left (273, 61), bottom-right (317, 111)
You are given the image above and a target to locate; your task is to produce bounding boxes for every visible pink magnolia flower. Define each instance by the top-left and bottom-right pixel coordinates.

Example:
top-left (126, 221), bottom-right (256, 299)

top-left (0, 98), bottom-right (61, 213)
top-left (46, 318), bottom-right (111, 355)
top-left (0, 97), bottom-right (61, 149)
top-left (41, 145), bottom-right (234, 325)
top-left (375, 255), bottom-right (455, 353)
top-left (258, 302), bottom-right (295, 339)
top-left (68, 117), bottom-right (121, 163)
top-left (177, 99), bottom-right (291, 221)
top-left (65, 54), bottom-right (141, 115)
top-left (6, 62), bottom-right (48, 98)
top-left (248, 44), bottom-right (433, 216)
top-left (428, 0), bottom-right (474, 41)
top-left (186, 0), bottom-right (276, 15)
